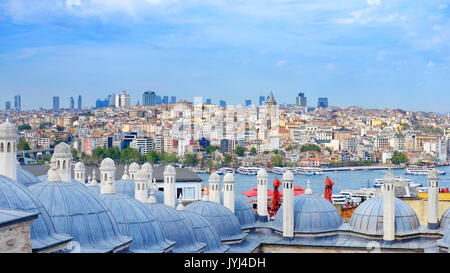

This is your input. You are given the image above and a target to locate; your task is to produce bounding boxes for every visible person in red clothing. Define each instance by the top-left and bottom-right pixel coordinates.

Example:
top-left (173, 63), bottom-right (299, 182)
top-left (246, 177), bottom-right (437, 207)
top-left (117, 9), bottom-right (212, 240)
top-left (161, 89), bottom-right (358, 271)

top-left (270, 178), bottom-right (282, 216)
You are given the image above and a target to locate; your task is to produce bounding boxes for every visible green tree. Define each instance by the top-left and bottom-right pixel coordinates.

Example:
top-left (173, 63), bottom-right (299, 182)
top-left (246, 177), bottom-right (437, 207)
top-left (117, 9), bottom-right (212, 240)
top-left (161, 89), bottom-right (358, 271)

top-left (391, 152), bottom-right (408, 164)
top-left (146, 150), bottom-right (160, 163)
top-left (250, 147), bottom-right (257, 155)
top-left (223, 154), bottom-right (233, 166)
top-left (206, 159), bottom-right (213, 170)
top-left (183, 153), bottom-right (198, 167)
top-left (161, 152), bottom-right (178, 164)
top-left (18, 124), bottom-right (31, 131)
top-left (105, 147), bottom-right (121, 161)
top-left (270, 155), bottom-right (283, 167)
top-left (120, 147), bottom-right (142, 164)
top-left (71, 148), bottom-right (79, 161)
top-left (272, 149), bottom-right (279, 154)
top-left (300, 144), bottom-right (321, 153)
top-left (234, 146), bottom-right (245, 157)
top-left (92, 147), bottom-right (105, 163)
top-left (206, 145), bottom-right (220, 154)
top-left (285, 145), bottom-right (294, 152)
top-left (18, 138), bottom-right (30, 151)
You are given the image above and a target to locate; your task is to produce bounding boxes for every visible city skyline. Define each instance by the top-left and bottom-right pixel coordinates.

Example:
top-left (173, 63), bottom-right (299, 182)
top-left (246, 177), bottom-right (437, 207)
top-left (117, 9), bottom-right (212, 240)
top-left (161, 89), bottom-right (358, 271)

top-left (0, 1), bottom-right (449, 112)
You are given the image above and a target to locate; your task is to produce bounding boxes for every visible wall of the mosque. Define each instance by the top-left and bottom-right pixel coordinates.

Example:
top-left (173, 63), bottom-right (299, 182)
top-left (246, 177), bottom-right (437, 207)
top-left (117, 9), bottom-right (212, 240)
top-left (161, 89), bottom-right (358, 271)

top-left (258, 244), bottom-right (424, 253)
top-left (402, 197), bottom-right (450, 226)
top-left (0, 221), bottom-right (33, 253)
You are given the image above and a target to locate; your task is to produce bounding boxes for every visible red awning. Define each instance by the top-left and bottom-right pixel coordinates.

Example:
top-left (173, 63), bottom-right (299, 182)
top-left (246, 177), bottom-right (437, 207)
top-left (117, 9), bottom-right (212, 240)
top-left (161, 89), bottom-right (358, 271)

top-left (242, 187), bottom-right (275, 197)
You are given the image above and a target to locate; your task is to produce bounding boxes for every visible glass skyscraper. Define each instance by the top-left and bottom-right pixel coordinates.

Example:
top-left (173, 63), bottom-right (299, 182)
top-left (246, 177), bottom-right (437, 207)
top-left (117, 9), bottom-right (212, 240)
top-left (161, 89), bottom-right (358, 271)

top-left (53, 96), bottom-right (60, 110)
top-left (142, 91), bottom-right (156, 106)
top-left (259, 96), bottom-right (265, 106)
top-left (77, 95), bottom-right (82, 110)
top-left (318, 97), bottom-right (328, 108)
top-left (14, 95), bottom-right (21, 110)
top-left (296, 93), bottom-right (307, 107)
top-left (70, 97), bottom-right (74, 109)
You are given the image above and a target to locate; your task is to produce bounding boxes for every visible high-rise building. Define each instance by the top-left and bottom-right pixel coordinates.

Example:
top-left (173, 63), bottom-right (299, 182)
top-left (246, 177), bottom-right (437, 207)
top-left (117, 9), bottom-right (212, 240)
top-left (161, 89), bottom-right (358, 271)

top-left (53, 96), bottom-right (60, 110)
top-left (156, 96), bottom-right (162, 105)
top-left (170, 96), bottom-right (176, 104)
top-left (245, 99), bottom-right (252, 107)
top-left (219, 100), bottom-right (227, 108)
top-left (77, 95), bottom-right (82, 110)
top-left (259, 96), bottom-right (265, 106)
top-left (296, 93), bottom-right (307, 107)
top-left (120, 90), bottom-right (130, 108)
top-left (318, 97), bottom-right (328, 108)
top-left (162, 96), bottom-right (169, 105)
top-left (95, 98), bottom-right (109, 109)
top-left (70, 97), bottom-right (75, 109)
top-left (205, 98), bottom-right (212, 104)
top-left (5, 101), bottom-right (11, 110)
top-left (143, 91), bottom-right (156, 106)
top-left (14, 95), bottom-right (21, 110)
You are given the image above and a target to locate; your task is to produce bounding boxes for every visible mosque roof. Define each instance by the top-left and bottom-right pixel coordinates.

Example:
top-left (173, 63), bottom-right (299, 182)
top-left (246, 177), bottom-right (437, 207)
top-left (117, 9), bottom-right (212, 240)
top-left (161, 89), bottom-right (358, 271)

top-left (185, 201), bottom-right (247, 243)
top-left (178, 210), bottom-right (229, 253)
top-left (17, 167), bottom-right (41, 188)
top-left (144, 202), bottom-right (206, 253)
top-left (74, 162), bottom-right (85, 171)
top-left (274, 193), bottom-right (343, 234)
top-left (99, 193), bottom-right (175, 253)
top-left (0, 208), bottom-right (38, 229)
top-left (234, 194), bottom-right (257, 229)
top-left (439, 207), bottom-right (450, 231)
top-left (114, 179), bottom-right (135, 198)
top-left (0, 175), bottom-right (72, 252)
top-left (129, 162), bottom-right (140, 173)
top-left (29, 178), bottom-right (132, 253)
top-left (54, 143), bottom-right (71, 155)
top-left (349, 196), bottom-right (420, 236)
top-left (0, 119), bottom-right (17, 139)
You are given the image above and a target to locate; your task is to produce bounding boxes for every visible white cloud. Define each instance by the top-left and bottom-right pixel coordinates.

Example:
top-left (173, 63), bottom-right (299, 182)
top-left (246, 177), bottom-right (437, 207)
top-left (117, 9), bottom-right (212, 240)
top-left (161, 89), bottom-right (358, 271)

top-left (326, 63), bottom-right (336, 70)
top-left (437, 3), bottom-right (448, 10)
top-left (276, 60), bottom-right (286, 67)
top-left (427, 60), bottom-right (435, 67)
top-left (367, 0), bottom-right (381, 6)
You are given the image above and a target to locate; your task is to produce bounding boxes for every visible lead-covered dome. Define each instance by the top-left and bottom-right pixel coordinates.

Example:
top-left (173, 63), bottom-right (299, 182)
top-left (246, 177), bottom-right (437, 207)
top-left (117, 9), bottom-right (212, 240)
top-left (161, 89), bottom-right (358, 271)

top-left (54, 142), bottom-right (71, 156)
top-left (144, 202), bottom-right (206, 253)
top-left (274, 194), bottom-right (342, 234)
top-left (0, 175), bottom-right (71, 252)
top-left (16, 167), bottom-right (41, 188)
top-left (74, 162), bottom-right (85, 171)
top-left (234, 194), bottom-right (257, 229)
top-left (440, 207), bottom-right (450, 231)
top-left (185, 201), bottom-right (247, 243)
top-left (0, 119), bottom-right (17, 138)
top-left (349, 196), bottom-right (420, 236)
top-left (99, 193), bottom-right (174, 253)
top-left (115, 179), bottom-right (135, 198)
top-left (29, 173), bottom-right (132, 253)
top-left (178, 210), bottom-right (229, 253)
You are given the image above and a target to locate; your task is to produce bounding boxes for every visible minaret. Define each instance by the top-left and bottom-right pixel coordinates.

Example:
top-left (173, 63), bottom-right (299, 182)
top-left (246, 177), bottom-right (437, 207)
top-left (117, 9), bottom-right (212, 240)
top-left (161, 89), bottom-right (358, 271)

top-left (163, 165), bottom-right (176, 208)
top-left (208, 172), bottom-right (221, 204)
top-left (223, 173), bottom-right (235, 213)
top-left (129, 162), bottom-right (140, 180)
top-left (53, 142), bottom-right (72, 182)
top-left (100, 158), bottom-right (116, 194)
top-left (383, 172), bottom-right (395, 241)
top-left (257, 169), bottom-right (268, 220)
top-left (282, 171), bottom-right (294, 239)
top-left (121, 164), bottom-right (130, 180)
top-left (428, 170), bottom-right (440, 229)
top-left (135, 169), bottom-right (148, 203)
top-left (74, 162), bottom-right (86, 183)
top-left (0, 119), bottom-right (17, 181)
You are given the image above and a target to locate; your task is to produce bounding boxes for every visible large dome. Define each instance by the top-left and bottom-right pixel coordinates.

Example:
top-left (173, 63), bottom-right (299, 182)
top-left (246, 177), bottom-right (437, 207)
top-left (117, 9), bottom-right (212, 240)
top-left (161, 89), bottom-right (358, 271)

top-left (115, 179), bottom-right (135, 198)
top-left (185, 201), bottom-right (247, 243)
top-left (0, 175), bottom-right (71, 252)
top-left (29, 179), bottom-right (132, 253)
top-left (274, 194), bottom-right (342, 234)
top-left (99, 193), bottom-right (174, 253)
top-left (16, 167), bottom-right (41, 188)
top-left (178, 210), bottom-right (229, 253)
top-left (439, 229), bottom-right (450, 251)
top-left (144, 203), bottom-right (206, 253)
top-left (440, 207), bottom-right (450, 231)
top-left (349, 196), bottom-right (420, 236)
top-left (234, 194), bottom-right (257, 229)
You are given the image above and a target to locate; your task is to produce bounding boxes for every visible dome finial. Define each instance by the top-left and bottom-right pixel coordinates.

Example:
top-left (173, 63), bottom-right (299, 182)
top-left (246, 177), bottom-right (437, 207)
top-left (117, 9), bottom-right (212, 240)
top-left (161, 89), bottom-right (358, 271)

top-left (176, 194), bottom-right (185, 211)
top-left (47, 166), bottom-right (61, 182)
top-left (148, 186), bottom-right (158, 204)
top-left (305, 179), bottom-right (312, 194)
top-left (90, 169), bottom-right (98, 186)
top-left (122, 164), bottom-right (130, 180)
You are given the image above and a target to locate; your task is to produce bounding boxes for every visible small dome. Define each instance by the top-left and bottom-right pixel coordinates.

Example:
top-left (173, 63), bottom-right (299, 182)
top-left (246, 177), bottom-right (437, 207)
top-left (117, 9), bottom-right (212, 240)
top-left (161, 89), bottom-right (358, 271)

top-left (185, 201), bottom-right (247, 242)
top-left (100, 158), bottom-right (116, 171)
top-left (74, 162), bottom-right (86, 171)
top-left (16, 167), bottom-right (41, 188)
top-left (0, 119), bottom-right (17, 139)
top-left (152, 190), bottom-right (179, 206)
top-left (223, 173), bottom-right (235, 183)
top-left (349, 196), bottom-right (420, 236)
top-left (178, 210), bottom-right (229, 253)
top-left (0, 175), bottom-right (71, 252)
top-left (129, 162), bottom-right (140, 173)
top-left (440, 207), bottom-right (450, 230)
top-left (282, 170), bottom-right (294, 181)
top-left (439, 229), bottom-right (450, 251)
top-left (99, 193), bottom-right (175, 253)
top-left (135, 169), bottom-right (148, 181)
top-left (257, 168), bottom-right (268, 178)
top-left (141, 163), bottom-right (153, 172)
top-left (274, 194), bottom-right (342, 234)
top-left (29, 178), bottom-right (132, 253)
top-left (54, 143), bottom-right (71, 155)
top-left (208, 172), bottom-right (220, 183)
top-left (234, 194), bottom-right (257, 229)
top-left (163, 165), bottom-right (176, 175)
top-left (144, 203), bottom-right (206, 253)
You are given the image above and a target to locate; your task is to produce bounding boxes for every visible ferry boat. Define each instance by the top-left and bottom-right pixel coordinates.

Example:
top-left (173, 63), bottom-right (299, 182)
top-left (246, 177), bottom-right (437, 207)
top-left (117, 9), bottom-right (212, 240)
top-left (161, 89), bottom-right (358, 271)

top-left (373, 176), bottom-right (412, 188)
top-left (271, 167), bottom-right (296, 175)
top-left (217, 167), bottom-right (235, 175)
top-left (236, 166), bottom-right (260, 175)
top-left (295, 167), bottom-right (323, 175)
top-left (405, 166), bottom-right (446, 176)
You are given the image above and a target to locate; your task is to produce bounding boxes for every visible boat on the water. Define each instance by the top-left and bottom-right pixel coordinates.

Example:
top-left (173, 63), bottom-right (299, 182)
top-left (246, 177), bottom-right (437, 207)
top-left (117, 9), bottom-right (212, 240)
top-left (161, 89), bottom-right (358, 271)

top-left (217, 167), bottom-right (235, 175)
top-left (295, 167), bottom-right (323, 175)
top-left (405, 166), bottom-right (446, 176)
top-left (236, 166), bottom-right (260, 175)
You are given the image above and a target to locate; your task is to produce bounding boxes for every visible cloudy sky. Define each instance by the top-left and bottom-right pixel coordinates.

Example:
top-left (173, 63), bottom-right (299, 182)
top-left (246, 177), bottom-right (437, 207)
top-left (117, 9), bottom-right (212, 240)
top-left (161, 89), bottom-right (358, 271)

top-left (0, 0), bottom-right (449, 112)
